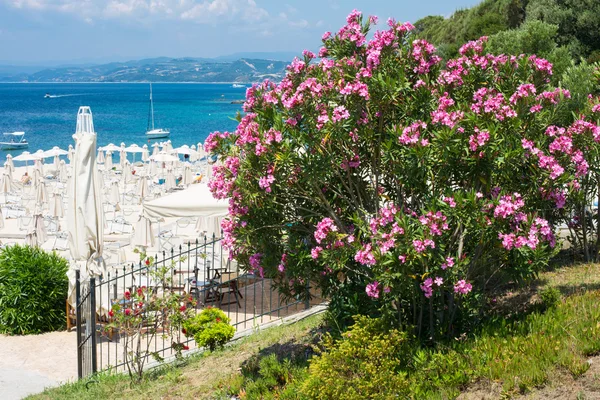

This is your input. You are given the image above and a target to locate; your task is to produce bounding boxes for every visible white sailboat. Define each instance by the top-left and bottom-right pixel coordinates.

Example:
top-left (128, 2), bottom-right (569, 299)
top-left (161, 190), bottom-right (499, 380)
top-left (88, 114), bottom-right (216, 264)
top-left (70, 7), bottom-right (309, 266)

top-left (146, 83), bottom-right (170, 139)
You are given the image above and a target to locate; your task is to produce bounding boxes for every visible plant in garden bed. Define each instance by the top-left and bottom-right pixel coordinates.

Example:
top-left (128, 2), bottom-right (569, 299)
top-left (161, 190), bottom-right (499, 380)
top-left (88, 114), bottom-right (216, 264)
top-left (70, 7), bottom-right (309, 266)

top-left (0, 245), bottom-right (69, 335)
top-left (107, 257), bottom-right (196, 383)
top-left (206, 9), bottom-right (600, 338)
top-left (182, 307), bottom-right (235, 351)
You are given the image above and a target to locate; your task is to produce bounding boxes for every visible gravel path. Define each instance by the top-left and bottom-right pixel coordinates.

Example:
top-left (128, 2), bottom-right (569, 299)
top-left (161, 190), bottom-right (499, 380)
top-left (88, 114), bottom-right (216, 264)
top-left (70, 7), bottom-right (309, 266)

top-left (0, 331), bottom-right (77, 400)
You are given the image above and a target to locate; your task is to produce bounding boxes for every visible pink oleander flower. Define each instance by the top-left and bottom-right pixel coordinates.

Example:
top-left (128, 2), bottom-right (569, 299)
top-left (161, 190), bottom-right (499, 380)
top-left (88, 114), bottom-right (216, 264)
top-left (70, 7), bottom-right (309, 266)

top-left (355, 243), bottom-right (376, 265)
top-left (434, 276), bottom-right (444, 286)
top-left (420, 278), bottom-right (433, 298)
top-left (454, 280), bottom-right (472, 295)
top-left (311, 246), bottom-right (323, 260)
top-left (441, 257), bottom-right (454, 270)
top-left (314, 217), bottom-right (338, 244)
top-left (366, 281), bottom-right (380, 298)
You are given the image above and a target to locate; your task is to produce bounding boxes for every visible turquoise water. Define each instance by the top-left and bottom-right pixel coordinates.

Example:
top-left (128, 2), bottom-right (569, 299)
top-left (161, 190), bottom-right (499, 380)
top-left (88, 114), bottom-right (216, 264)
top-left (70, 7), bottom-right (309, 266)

top-left (0, 83), bottom-right (245, 162)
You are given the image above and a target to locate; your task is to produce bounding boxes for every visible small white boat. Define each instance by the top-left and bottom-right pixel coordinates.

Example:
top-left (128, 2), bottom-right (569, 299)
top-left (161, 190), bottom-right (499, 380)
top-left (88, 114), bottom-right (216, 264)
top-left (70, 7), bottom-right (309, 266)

top-left (232, 83), bottom-right (245, 88)
top-left (0, 132), bottom-right (28, 150)
top-left (146, 83), bottom-right (170, 139)
top-left (44, 93), bottom-right (51, 98)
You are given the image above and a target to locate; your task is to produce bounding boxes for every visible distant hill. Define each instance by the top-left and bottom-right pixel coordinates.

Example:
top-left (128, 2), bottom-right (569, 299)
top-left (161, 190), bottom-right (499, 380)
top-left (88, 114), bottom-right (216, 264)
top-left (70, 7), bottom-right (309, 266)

top-left (0, 56), bottom-right (291, 83)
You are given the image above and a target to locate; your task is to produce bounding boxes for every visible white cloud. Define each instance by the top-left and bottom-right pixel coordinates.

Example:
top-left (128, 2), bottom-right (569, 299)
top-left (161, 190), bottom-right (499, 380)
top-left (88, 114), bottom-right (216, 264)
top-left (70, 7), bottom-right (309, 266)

top-left (2, 0), bottom-right (269, 25)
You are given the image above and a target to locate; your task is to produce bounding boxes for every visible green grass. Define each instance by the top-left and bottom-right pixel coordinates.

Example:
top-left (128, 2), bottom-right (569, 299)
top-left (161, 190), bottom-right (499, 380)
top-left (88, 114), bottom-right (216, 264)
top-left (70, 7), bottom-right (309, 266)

top-left (28, 263), bottom-right (600, 400)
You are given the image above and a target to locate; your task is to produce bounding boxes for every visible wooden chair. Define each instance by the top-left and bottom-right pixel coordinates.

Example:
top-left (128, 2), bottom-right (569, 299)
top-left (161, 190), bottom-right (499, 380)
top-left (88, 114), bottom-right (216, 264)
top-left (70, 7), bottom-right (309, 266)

top-left (66, 300), bottom-right (76, 331)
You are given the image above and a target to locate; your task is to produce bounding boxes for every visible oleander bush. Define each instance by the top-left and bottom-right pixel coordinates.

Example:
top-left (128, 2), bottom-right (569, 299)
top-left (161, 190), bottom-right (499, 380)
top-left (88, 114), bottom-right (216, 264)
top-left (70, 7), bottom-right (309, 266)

top-left (183, 307), bottom-right (235, 351)
top-left (206, 9), bottom-right (600, 337)
top-left (0, 245), bottom-right (69, 335)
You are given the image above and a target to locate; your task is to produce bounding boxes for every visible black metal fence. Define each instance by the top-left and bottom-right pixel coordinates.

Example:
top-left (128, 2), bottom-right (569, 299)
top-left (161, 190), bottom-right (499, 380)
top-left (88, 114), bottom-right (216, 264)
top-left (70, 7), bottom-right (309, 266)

top-left (75, 236), bottom-right (320, 379)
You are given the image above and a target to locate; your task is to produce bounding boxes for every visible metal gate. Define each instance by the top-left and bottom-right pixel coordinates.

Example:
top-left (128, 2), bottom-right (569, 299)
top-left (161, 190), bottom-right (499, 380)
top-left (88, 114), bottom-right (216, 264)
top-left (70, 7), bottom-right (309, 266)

top-left (75, 270), bottom-right (97, 379)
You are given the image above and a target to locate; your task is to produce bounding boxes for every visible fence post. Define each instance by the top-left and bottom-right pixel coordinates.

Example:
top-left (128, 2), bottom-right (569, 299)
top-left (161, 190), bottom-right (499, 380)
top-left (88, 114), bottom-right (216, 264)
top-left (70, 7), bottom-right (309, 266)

top-left (75, 270), bottom-right (82, 379)
top-left (304, 279), bottom-right (310, 310)
top-left (90, 277), bottom-right (98, 374)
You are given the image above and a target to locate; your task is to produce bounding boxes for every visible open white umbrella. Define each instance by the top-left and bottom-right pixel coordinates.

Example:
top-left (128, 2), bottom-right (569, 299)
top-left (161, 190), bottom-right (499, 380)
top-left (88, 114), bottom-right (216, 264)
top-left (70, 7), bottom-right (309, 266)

top-left (5, 154), bottom-right (14, 170)
top-left (142, 144), bottom-right (150, 163)
top-left (125, 144), bottom-right (144, 163)
top-left (132, 213), bottom-right (155, 249)
top-left (42, 146), bottom-right (68, 158)
top-left (97, 149), bottom-right (105, 164)
top-left (13, 151), bottom-right (40, 170)
top-left (100, 143), bottom-right (121, 152)
top-left (50, 193), bottom-right (64, 218)
top-left (182, 164), bottom-right (194, 186)
top-left (67, 106), bottom-right (105, 292)
top-left (150, 151), bottom-right (178, 163)
top-left (105, 151), bottom-right (113, 170)
top-left (67, 145), bottom-right (75, 162)
top-left (136, 175), bottom-right (149, 203)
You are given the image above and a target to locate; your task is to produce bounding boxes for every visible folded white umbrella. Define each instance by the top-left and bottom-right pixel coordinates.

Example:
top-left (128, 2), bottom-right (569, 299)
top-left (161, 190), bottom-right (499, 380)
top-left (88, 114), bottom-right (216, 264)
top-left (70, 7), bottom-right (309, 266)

top-left (97, 149), bottom-right (105, 164)
top-left (36, 179), bottom-right (48, 206)
top-left (137, 175), bottom-right (149, 203)
top-left (142, 145), bottom-right (150, 163)
top-left (0, 204), bottom-right (5, 229)
top-left (109, 180), bottom-right (120, 205)
top-left (58, 160), bottom-right (68, 182)
top-left (122, 161), bottom-right (131, 178)
top-left (67, 145), bottom-right (75, 162)
top-left (182, 164), bottom-right (194, 186)
top-left (50, 193), bottom-right (64, 218)
top-left (164, 169), bottom-right (176, 191)
top-left (0, 172), bottom-right (11, 203)
top-left (32, 168), bottom-right (41, 185)
top-left (34, 159), bottom-right (44, 176)
top-left (150, 161), bottom-right (157, 176)
top-left (3, 163), bottom-right (13, 182)
top-left (53, 155), bottom-right (60, 171)
top-left (96, 169), bottom-right (105, 193)
top-left (5, 154), bottom-right (14, 170)
top-left (27, 211), bottom-right (47, 247)
top-left (132, 213), bottom-right (155, 249)
top-left (119, 143), bottom-right (127, 167)
top-left (152, 142), bottom-right (160, 156)
top-left (190, 145), bottom-right (199, 162)
top-left (105, 151), bottom-right (113, 170)
top-left (164, 140), bottom-right (173, 153)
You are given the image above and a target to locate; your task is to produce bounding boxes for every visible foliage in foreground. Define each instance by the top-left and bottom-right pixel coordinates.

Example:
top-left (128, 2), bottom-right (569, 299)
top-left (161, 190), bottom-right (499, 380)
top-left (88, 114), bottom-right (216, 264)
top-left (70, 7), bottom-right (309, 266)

top-left (0, 245), bottom-right (69, 335)
top-left (206, 9), bottom-right (600, 337)
top-left (183, 307), bottom-right (235, 351)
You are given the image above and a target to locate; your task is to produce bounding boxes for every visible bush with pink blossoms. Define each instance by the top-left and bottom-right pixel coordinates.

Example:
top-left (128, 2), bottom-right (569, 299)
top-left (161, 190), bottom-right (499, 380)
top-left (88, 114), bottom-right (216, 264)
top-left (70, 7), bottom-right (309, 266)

top-left (205, 10), bottom-right (600, 338)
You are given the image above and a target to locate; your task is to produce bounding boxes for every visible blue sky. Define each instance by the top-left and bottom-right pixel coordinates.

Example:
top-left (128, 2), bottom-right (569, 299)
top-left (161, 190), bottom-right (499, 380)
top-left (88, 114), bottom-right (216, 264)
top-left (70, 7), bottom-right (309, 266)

top-left (0, 0), bottom-right (482, 65)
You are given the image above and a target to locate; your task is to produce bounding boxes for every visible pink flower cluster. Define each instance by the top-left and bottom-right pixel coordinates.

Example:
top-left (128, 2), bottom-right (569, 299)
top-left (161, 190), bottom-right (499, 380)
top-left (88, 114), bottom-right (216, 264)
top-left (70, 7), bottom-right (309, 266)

top-left (418, 210), bottom-right (450, 236)
top-left (336, 9), bottom-right (367, 47)
top-left (314, 217), bottom-right (338, 244)
top-left (366, 281), bottom-right (380, 298)
top-left (413, 238), bottom-right (435, 253)
top-left (398, 121), bottom-right (428, 146)
top-left (471, 88), bottom-right (516, 121)
top-left (468, 127), bottom-right (490, 152)
top-left (355, 243), bottom-right (376, 265)
top-left (431, 92), bottom-right (464, 128)
top-left (454, 280), bottom-right (472, 295)
top-left (411, 39), bottom-right (441, 74)
top-left (494, 193), bottom-right (525, 219)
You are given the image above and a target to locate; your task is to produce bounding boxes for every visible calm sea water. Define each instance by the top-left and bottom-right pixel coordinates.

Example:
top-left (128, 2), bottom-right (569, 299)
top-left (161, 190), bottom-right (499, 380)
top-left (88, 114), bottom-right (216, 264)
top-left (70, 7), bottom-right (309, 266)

top-left (0, 83), bottom-right (245, 163)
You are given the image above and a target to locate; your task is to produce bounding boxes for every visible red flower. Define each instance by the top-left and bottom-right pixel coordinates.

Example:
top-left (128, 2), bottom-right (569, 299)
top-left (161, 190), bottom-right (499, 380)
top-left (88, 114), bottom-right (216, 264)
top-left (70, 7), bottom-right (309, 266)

top-left (145, 259), bottom-right (150, 266)
top-left (216, 317), bottom-right (221, 323)
top-left (138, 301), bottom-right (144, 308)
top-left (179, 305), bottom-right (187, 312)
top-left (183, 345), bottom-right (190, 351)
top-left (124, 291), bottom-right (131, 300)
top-left (182, 328), bottom-right (187, 335)
top-left (137, 287), bottom-right (143, 296)
top-left (108, 310), bottom-right (114, 318)
top-left (124, 308), bottom-right (132, 316)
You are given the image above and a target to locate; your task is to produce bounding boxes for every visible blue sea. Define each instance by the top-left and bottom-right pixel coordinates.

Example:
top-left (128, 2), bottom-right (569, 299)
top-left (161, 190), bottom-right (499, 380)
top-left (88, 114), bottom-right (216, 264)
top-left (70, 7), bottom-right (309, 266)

top-left (0, 83), bottom-right (245, 162)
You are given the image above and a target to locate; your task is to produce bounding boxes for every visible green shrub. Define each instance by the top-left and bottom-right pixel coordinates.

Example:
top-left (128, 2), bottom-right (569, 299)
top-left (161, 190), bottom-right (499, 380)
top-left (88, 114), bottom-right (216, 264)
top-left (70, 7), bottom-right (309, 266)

top-left (183, 307), bottom-right (235, 351)
top-left (0, 245), bottom-right (69, 335)
top-left (539, 287), bottom-right (561, 309)
top-left (301, 315), bottom-right (410, 400)
top-left (242, 354), bottom-right (308, 399)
